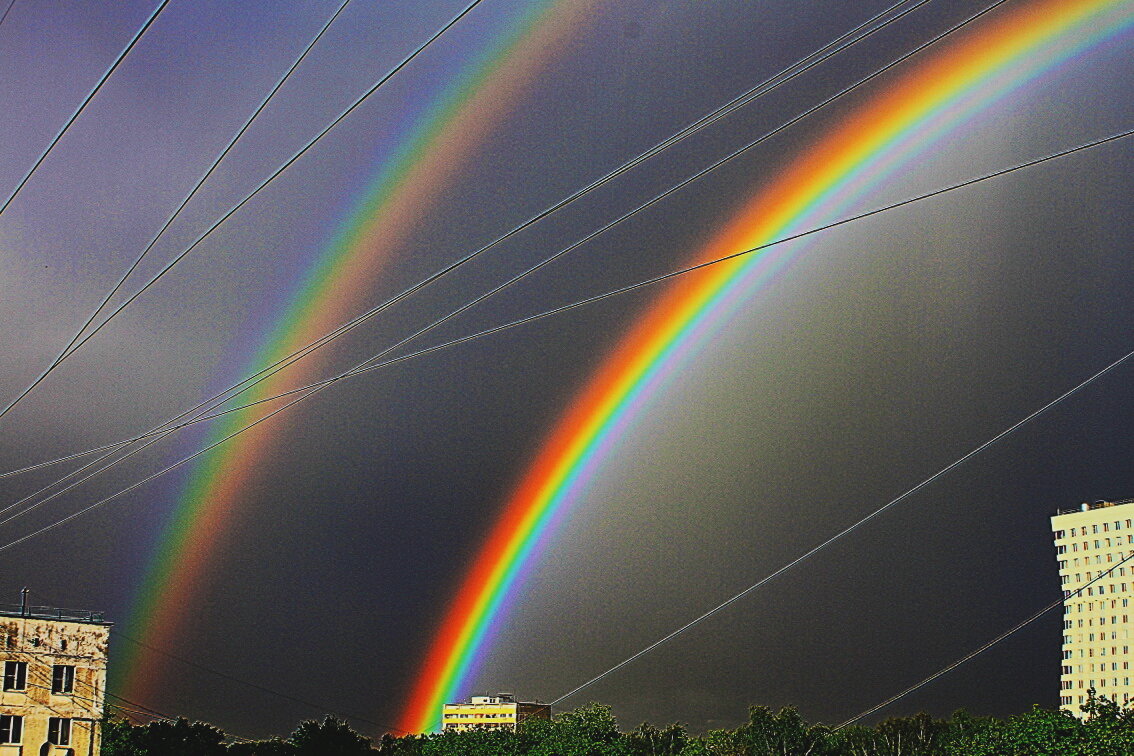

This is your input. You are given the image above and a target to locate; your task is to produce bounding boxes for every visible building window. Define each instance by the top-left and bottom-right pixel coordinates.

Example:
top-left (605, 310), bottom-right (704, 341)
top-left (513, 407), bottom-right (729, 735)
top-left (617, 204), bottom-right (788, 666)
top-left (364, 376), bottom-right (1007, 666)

top-left (2, 660), bottom-right (27, 691)
top-left (0, 715), bottom-right (21, 744)
top-left (52, 664), bottom-right (75, 694)
top-left (48, 717), bottom-right (70, 746)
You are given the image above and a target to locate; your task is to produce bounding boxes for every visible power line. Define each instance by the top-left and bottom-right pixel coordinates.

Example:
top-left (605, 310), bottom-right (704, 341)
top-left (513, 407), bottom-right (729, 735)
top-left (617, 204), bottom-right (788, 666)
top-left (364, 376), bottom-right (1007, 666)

top-left (0, 0), bottom-right (18, 34)
top-left (9, 116), bottom-right (1117, 504)
top-left (0, 0), bottom-right (929, 450)
top-left (0, 0), bottom-right (353, 422)
top-left (64, 126), bottom-right (1134, 450)
top-left (2, 124), bottom-right (1124, 537)
top-left (549, 344), bottom-right (1134, 706)
top-left (0, 0), bottom-right (988, 498)
top-left (0, 0), bottom-right (169, 217)
top-left (836, 549), bottom-right (1134, 728)
top-left (0, 0), bottom-right (357, 515)
top-left (0, 0), bottom-right (484, 419)
top-left (0, 0), bottom-right (934, 487)
top-left (0, 0), bottom-right (947, 531)
top-left (0, 123), bottom-right (1126, 575)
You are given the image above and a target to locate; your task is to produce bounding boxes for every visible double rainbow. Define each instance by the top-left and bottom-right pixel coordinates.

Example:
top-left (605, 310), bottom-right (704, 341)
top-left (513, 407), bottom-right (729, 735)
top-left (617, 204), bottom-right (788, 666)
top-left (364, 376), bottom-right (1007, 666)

top-left (400, 0), bottom-right (1134, 733)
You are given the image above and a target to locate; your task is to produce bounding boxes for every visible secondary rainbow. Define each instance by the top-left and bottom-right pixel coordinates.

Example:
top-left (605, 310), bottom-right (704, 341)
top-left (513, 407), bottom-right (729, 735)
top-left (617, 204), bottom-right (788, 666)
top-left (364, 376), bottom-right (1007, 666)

top-left (401, 0), bottom-right (1134, 733)
top-left (118, 0), bottom-right (603, 704)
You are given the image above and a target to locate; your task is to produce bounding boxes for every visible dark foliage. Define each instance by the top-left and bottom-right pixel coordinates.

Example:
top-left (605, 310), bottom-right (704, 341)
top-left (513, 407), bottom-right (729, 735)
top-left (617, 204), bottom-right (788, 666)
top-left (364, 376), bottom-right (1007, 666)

top-left (103, 692), bottom-right (1134, 756)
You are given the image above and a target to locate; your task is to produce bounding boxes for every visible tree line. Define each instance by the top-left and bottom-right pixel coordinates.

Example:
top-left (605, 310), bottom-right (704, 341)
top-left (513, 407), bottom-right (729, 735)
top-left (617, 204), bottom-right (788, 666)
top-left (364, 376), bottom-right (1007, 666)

top-left (101, 694), bottom-right (1134, 755)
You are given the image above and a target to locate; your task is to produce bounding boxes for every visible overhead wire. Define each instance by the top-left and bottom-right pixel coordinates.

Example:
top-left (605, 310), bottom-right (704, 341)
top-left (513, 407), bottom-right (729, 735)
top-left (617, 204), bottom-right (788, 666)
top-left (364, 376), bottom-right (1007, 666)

top-left (0, 0), bottom-right (929, 474)
top-left (548, 342), bottom-right (1134, 706)
top-left (0, 0), bottom-right (989, 518)
top-left (0, 0), bottom-right (17, 34)
top-left (0, 0), bottom-right (354, 421)
top-left (0, 0), bottom-right (935, 487)
top-left (0, 0), bottom-right (169, 217)
top-left (836, 549), bottom-right (1134, 728)
top-left (0, 0), bottom-right (485, 420)
top-left (0, 124), bottom-right (1127, 562)
top-left (2, 121), bottom-right (1126, 519)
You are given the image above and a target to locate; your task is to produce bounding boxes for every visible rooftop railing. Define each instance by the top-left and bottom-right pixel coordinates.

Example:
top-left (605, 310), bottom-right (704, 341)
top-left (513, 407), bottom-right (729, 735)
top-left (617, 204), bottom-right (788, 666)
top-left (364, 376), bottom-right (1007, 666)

top-left (0, 603), bottom-right (107, 623)
top-left (1055, 499), bottom-right (1134, 516)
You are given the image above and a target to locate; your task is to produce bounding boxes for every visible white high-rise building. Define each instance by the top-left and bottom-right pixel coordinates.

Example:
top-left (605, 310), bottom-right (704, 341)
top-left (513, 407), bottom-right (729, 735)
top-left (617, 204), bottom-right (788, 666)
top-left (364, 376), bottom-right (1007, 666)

top-left (1051, 499), bottom-right (1134, 712)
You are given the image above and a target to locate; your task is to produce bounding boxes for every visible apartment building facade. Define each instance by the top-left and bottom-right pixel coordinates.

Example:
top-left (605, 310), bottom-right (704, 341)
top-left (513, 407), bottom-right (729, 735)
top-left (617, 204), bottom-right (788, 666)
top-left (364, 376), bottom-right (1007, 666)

top-left (1052, 499), bottom-right (1134, 713)
top-left (0, 597), bottom-right (110, 755)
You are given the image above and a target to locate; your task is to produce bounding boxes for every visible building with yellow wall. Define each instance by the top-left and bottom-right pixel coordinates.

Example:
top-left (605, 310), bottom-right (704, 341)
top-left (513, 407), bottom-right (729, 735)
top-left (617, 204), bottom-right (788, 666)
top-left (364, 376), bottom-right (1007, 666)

top-left (441, 693), bottom-right (551, 732)
top-left (0, 596), bottom-right (110, 755)
top-left (1051, 499), bottom-right (1134, 713)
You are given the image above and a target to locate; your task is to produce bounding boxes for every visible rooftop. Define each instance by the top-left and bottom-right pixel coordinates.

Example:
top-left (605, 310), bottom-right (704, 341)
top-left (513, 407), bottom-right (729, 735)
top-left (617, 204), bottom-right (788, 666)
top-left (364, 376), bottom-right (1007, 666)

top-left (1054, 498), bottom-right (1134, 517)
top-left (0, 603), bottom-right (109, 625)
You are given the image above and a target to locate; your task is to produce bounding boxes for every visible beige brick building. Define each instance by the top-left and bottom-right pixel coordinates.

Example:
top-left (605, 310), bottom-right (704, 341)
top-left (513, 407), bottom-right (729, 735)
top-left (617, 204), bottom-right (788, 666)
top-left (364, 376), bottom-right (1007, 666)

top-left (0, 597), bottom-right (110, 755)
top-left (442, 694), bottom-right (551, 732)
top-left (1051, 499), bottom-right (1134, 712)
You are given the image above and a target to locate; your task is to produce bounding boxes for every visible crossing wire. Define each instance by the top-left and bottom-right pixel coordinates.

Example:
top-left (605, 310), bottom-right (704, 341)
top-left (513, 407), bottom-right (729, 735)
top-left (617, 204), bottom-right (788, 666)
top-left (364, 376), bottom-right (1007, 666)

top-left (0, 0), bottom-right (941, 529)
top-left (0, 0), bottom-right (930, 441)
top-left (0, 0), bottom-right (17, 34)
top-left (0, 0), bottom-right (970, 503)
top-left (4, 122), bottom-right (1124, 500)
top-left (549, 348), bottom-right (1134, 706)
top-left (0, 124), bottom-right (1127, 569)
top-left (836, 549), bottom-right (1134, 728)
top-left (0, 0), bottom-right (169, 217)
top-left (0, 0), bottom-right (485, 421)
top-left (0, 0), bottom-right (353, 422)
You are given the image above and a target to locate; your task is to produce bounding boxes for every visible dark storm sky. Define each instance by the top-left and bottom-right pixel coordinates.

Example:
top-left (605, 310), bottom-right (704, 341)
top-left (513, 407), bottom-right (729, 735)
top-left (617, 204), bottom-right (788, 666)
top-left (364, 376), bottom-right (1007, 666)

top-left (1, 0), bottom-right (1133, 740)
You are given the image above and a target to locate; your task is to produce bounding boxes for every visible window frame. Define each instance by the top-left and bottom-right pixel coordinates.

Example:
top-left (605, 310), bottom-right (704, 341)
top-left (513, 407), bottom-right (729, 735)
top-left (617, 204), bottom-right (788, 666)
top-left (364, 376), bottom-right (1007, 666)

top-left (0, 714), bottom-right (22, 744)
top-left (48, 717), bottom-right (71, 746)
top-left (2, 660), bottom-right (27, 691)
top-left (51, 664), bottom-right (75, 695)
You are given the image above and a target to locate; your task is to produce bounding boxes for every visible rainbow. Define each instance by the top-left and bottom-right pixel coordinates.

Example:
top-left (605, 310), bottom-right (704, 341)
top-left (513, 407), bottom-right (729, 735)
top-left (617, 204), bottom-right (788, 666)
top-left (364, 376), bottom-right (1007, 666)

top-left (400, 0), bottom-right (1134, 733)
top-left (118, 0), bottom-right (602, 703)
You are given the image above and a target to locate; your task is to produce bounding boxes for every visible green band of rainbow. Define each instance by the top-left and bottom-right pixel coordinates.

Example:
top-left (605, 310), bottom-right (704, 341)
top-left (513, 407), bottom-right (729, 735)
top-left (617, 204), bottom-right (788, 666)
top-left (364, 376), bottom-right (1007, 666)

top-left (400, 0), bottom-right (1134, 733)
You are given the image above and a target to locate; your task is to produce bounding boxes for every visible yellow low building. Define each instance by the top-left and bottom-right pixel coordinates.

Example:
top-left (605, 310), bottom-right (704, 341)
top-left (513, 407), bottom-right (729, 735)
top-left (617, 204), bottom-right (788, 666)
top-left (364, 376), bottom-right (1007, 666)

top-left (0, 596), bottom-right (110, 755)
top-left (442, 694), bottom-right (551, 732)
